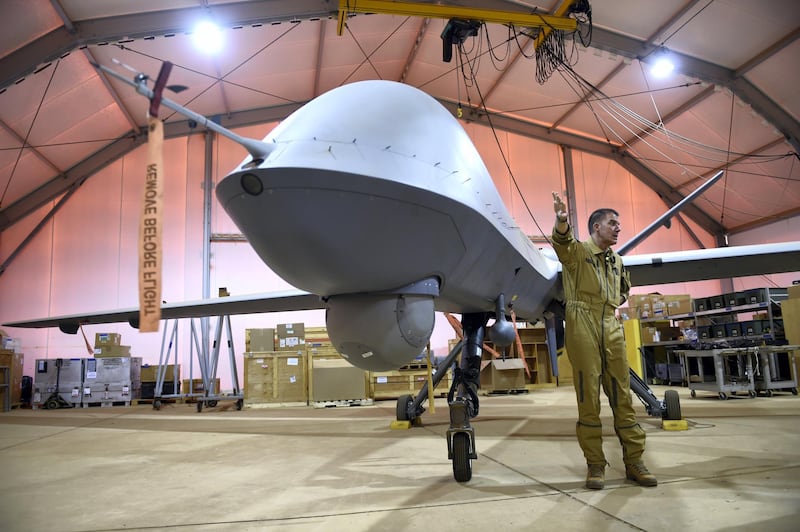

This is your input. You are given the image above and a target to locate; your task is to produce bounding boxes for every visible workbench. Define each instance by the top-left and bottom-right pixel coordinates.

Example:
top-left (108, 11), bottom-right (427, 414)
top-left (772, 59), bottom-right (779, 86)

top-left (754, 345), bottom-right (798, 396)
top-left (677, 348), bottom-right (757, 400)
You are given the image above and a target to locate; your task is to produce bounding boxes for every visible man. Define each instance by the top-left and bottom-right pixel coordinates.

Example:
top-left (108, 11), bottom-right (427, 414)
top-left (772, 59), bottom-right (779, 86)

top-left (551, 192), bottom-right (657, 490)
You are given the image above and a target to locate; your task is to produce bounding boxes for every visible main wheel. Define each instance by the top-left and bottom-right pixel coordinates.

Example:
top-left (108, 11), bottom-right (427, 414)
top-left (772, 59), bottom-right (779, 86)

top-left (663, 389), bottom-right (682, 420)
top-left (396, 394), bottom-right (413, 421)
top-left (45, 398), bottom-right (59, 410)
top-left (748, 390), bottom-right (757, 398)
top-left (236, 399), bottom-right (243, 411)
top-left (718, 392), bottom-right (728, 400)
top-left (452, 432), bottom-right (473, 482)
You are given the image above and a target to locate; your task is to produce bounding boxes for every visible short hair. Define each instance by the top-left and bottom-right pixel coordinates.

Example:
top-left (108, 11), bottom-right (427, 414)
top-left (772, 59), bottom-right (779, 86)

top-left (588, 208), bottom-right (619, 234)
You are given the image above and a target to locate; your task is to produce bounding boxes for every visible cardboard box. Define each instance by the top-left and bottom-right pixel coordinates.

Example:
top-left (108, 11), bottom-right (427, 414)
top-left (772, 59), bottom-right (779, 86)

top-left (480, 359), bottom-right (525, 391)
top-left (310, 358), bottom-right (366, 402)
top-left (182, 378), bottom-right (221, 396)
top-left (140, 364), bottom-right (180, 382)
top-left (246, 328), bottom-right (275, 352)
top-left (94, 345), bottom-right (131, 358)
top-left (664, 294), bottom-right (693, 316)
top-left (277, 323), bottom-right (306, 351)
top-left (641, 325), bottom-right (681, 343)
top-left (95, 332), bottom-right (121, 346)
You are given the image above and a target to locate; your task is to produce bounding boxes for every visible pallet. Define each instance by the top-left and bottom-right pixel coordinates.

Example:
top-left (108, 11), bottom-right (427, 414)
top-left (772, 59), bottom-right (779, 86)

top-left (82, 400), bottom-right (131, 408)
top-left (312, 398), bottom-right (373, 408)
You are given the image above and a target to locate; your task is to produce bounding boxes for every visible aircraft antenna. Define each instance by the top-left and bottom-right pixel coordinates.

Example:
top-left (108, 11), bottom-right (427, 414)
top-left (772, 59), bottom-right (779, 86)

top-left (92, 61), bottom-right (276, 164)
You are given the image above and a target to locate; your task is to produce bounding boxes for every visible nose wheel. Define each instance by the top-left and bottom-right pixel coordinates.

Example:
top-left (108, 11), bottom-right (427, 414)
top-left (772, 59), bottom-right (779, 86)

top-left (447, 398), bottom-right (477, 482)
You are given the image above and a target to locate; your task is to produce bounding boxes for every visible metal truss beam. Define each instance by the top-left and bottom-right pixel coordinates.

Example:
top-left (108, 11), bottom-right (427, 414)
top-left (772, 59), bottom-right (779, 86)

top-left (589, 26), bottom-right (800, 154)
top-left (441, 98), bottom-right (726, 237)
top-left (0, 102), bottom-right (301, 231)
top-left (336, 0), bottom-right (577, 36)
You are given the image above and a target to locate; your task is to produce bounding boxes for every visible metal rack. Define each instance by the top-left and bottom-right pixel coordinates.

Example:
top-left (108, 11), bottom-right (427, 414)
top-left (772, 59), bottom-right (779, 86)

top-left (152, 315), bottom-right (243, 412)
top-left (677, 348), bottom-right (757, 400)
top-left (754, 345), bottom-right (799, 396)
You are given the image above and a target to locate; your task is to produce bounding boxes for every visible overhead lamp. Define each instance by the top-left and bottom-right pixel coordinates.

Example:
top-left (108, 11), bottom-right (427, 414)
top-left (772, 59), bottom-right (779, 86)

top-left (649, 48), bottom-right (675, 78)
top-left (192, 20), bottom-right (224, 54)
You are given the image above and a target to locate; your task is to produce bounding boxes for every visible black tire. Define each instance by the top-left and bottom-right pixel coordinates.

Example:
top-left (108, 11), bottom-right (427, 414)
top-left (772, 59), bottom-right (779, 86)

top-left (452, 432), bottom-right (473, 482)
top-left (236, 399), bottom-right (243, 411)
top-left (196, 401), bottom-right (203, 412)
top-left (663, 389), bottom-right (681, 420)
top-left (792, 388), bottom-right (798, 396)
top-left (208, 400), bottom-right (218, 408)
top-left (719, 392), bottom-right (727, 400)
top-left (690, 389), bottom-right (696, 398)
top-left (748, 390), bottom-right (757, 398)
top-left (45, 398), bottom-right (59, 410)
top-left (153, 400), bottom-right (161, 410)
top-left (396, 394), bottom-right (413, 421)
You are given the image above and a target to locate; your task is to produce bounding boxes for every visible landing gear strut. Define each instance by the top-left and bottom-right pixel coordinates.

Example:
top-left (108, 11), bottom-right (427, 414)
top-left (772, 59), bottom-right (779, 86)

top-left (629, 367), bottom-right (682, 420)
top-left (445, 313), bottom-right (487, 482)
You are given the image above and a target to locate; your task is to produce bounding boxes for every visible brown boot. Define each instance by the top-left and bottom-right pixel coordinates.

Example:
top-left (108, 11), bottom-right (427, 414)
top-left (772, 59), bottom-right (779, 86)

top-left (625, 462), bottom-right (657, 487)
top-left (586, 463), bottom-right (605, 490)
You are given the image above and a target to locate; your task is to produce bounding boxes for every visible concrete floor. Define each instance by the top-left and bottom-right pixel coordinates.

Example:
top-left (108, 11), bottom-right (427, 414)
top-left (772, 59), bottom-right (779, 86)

top-left (1, 384), bottom-right (798, 532)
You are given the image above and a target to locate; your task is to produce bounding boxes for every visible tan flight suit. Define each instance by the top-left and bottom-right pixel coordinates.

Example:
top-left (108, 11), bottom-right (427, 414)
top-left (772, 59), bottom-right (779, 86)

top-left (552, 224), bottom-right (646, 466)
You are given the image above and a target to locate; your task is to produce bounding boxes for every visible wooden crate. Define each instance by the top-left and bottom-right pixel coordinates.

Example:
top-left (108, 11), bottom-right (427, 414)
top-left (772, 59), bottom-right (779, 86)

top-left (369, 368), bottom-right (452, 400)
top-left (181, 378), bottom-right (221, 400)
top-left (0, 349), bottom-right (24, 409)
top-left (243, 351), bottom-right (307, 406)
top-left (305, 326), bottom-right (333, 348)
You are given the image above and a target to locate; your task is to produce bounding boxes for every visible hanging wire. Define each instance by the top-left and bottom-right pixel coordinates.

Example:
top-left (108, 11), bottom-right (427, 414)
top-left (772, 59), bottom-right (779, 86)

top-left (1, 60), bottom-right (61, 207)
top-left (340, 15), bottom-right (415, 85)
top-left (720, 91), bottom-right (736, 225)
top-left (455, 40), bottom-right (551, 242)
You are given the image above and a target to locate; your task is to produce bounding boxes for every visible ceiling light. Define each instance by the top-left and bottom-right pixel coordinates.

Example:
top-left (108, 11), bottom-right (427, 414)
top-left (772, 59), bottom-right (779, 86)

top-left (649, 49), bottom-right (675, 78)
top-left (192, 20), bottom-right (224, 54)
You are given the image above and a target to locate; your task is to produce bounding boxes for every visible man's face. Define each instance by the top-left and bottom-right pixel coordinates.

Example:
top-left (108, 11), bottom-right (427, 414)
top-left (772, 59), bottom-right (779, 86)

top-left (594, 213), bottom-right (621, 249)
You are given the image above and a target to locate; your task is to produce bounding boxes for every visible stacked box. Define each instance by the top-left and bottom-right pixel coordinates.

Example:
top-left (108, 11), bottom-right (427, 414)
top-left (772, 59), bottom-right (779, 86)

top-left (723, 292), bottom-right (745, 308)
top-left (664, 295), bottom-right (692, 316)
top-left (245, 328), bottom-right (275, 352)
top-left (305, 326), bottom-right (332, 348)
top-left (370, 368), bottom-right (452, 399)
top-left (243, 351), bottom-right (307, 406)
top-left (709, 295), bottom-right (725, 310)
top-left (95, 333), bottom-right (122, 346)
top-left (277, 323), bottom-right (305, 351)
top-left (94, 345), bottom-right (131, 357)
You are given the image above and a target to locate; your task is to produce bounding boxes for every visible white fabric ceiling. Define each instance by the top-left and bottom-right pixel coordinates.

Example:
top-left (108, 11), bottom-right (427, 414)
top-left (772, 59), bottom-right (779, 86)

top-left (1, 0), bottom-right (798, 241)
